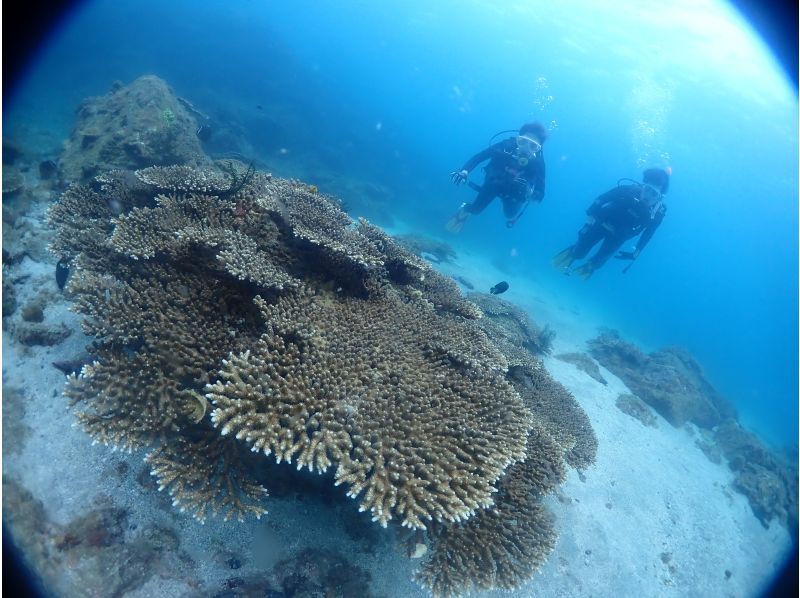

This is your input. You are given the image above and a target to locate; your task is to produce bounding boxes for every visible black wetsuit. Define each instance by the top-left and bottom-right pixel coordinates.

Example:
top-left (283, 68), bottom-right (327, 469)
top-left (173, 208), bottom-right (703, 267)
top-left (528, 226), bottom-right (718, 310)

top-left (572, 184), bottom-right (666, 267)
top-left (461, 138), bottom-right (546, 218)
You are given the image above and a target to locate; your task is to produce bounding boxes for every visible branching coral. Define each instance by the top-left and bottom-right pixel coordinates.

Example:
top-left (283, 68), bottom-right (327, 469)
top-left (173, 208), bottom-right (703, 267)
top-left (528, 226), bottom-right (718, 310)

top-left (510, 362), bottom-right (598, 471)
top-left (66, 349), bottom-right (188, 452)
top-left (208, 289), bottom-right (529, 529)
top-left (413, 420), bottom-right (565, 597)
top-left (415, 497), bottom-right (555, 597)
top-left (146, 430), bottom-right (268, 522)
top-left (415, 430), bottom-right (561, 596)
top-left (469, 292), bottom-right (555, 356)
top-left (50, 160), bottom-right (596, 592)
top-left (50, 163), bottom-right (534, 528)
top-left (65, 264), bottom-right (265, 384)
top-left (47, 184), bottom-right (116, 262)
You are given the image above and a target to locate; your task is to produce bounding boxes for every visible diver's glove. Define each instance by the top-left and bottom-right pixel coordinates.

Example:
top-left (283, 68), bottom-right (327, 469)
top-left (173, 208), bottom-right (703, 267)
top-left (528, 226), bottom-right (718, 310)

top-left (525, 184), bottom-right (542, 202)
top-left (614, 249), bottom-right (640, 260)
top-left (450, 169), bottom-right (469, 185)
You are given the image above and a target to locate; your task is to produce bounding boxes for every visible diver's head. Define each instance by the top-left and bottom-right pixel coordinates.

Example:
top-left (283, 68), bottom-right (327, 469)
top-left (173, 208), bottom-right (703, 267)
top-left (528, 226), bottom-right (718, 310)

top-left (516, 122), bottom-right (547, 158)
top-left (639, 168), bottom-right (670, 204)
top-left (642, 167), bottom-right (670, 194)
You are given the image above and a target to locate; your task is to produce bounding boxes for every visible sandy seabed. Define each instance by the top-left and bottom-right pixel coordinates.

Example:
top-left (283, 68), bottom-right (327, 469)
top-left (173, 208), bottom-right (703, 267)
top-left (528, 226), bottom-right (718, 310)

top-left (1, 210), bottom-right (792, 598)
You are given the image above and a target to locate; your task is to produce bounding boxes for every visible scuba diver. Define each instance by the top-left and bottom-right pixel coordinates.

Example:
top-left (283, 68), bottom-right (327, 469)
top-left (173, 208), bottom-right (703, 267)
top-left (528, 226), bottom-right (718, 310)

top-left (552, 167), bottom-right (670, 279)
top-left (446, 122), bottom-right (547, 232)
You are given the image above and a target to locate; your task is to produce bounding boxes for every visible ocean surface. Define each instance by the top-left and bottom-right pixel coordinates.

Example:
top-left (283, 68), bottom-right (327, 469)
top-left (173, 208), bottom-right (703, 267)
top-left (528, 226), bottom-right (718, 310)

top-left (3, 1), bottom-right (797, 597)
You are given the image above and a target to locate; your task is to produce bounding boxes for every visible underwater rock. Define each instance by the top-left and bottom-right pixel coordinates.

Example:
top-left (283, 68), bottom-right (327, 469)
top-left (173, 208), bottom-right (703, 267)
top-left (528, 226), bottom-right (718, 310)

top-left (2, 476), bottom-right (57, 587)
top-left (2, 166), bottom-right (25, 197)
top-left (587, 329), bottom-right (731, 428)
top-left (615, 393), bottom-right (658, 427)
top-left (56, 502), bottom-right (129, 549)
top-left (3, 217), bottom-right (54, 264)
top-left (694, 437), bottom-right (723, 464)
top-left (2, 275), bottom-right (18, 317)
top-left (270, 548), bottom-right (374, 598)
top-left (21, 301), bottom-right (44, 322)
top-left (58, 75), bottom-right (210, 182)
top-left (14, 322), bottom-right (71, 346)
top-left (556, 352), bottom-right (608, 385)
top-left (713, 420), bottom-right (798, 530)
top-left (3, 479), bottom-right (175, 596)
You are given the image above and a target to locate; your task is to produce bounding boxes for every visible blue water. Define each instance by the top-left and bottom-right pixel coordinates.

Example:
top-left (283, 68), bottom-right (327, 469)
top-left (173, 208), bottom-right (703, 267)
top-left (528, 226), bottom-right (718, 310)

top-left (6, 0), bottom-right (797, 447)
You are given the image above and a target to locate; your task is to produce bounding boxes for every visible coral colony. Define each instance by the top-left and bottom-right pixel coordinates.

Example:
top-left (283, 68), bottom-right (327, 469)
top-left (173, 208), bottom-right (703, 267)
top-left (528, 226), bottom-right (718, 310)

top-left (49, 161), bottom-right (597, 596)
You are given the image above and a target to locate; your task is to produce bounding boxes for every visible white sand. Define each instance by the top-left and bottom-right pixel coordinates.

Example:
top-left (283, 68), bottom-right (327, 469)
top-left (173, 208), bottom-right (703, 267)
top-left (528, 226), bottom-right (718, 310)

top-left (2, 215), bottom-right (792, 597)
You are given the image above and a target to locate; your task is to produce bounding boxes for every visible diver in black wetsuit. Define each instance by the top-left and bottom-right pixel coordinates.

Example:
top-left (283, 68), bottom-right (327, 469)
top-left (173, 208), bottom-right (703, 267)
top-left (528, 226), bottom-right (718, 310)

top-left (447, 122), bottom-right (547, 232)
top-left (552, 167), bottom-right (670, 279)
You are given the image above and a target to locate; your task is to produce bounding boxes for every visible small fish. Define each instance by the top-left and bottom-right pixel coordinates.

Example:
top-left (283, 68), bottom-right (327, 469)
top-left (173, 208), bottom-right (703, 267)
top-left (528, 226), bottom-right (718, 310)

top-left (490, 281), bottom-right (509, 295)
top-left (56, 258), bottom-right (70, 290)
top-left (256, 104), bottom-right (263, 110)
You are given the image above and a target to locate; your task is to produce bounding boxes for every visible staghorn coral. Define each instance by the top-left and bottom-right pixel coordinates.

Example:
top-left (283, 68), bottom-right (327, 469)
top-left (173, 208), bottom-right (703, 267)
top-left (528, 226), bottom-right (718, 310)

top-left (65, 264), bottom-right (265, 384)
top-left (415, 452), bottom-right (558, 597)
top-left (47, 183), bottom-right (116, 262)
top-left (146, 430), bottom-right (268, 522)
top-left (65, 349), bottom-right (187, 452)
top-left (208, 289), bottom-right (529, 529)
top-left (135, 164), bottom-right (236, 194)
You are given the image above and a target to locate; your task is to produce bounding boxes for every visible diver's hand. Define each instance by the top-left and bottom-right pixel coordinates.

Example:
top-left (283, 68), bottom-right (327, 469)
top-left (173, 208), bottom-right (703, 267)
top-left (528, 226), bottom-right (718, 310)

top-left (450, 170), bottom-right (469, 185)
top-left (586, 215), bottom-right (596, 225)
top-left (614, 250), bottom-right (639, 261)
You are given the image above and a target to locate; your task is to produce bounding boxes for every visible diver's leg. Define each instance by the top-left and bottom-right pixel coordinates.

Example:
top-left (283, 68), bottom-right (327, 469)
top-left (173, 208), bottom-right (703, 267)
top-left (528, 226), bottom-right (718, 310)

top-left (554, 224), bottom-right (602, 271)
top-left (447, 187), bottom-right (497, 232)
top-left (589, 235), bottom-right (626, 269)
top-left (570, 223), bottom-right (605, 259)
top-left (464, 186), bottom-right (497, 214)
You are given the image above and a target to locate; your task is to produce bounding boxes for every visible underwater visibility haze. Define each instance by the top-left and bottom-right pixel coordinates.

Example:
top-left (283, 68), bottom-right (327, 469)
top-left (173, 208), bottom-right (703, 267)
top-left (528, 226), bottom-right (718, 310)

top-left (2, 1), bottom-right (797, 597)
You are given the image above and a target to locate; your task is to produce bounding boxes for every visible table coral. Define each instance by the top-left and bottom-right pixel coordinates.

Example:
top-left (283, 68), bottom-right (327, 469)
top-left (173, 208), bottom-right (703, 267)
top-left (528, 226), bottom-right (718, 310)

top-left (48, 162), bottom-right (597, 593)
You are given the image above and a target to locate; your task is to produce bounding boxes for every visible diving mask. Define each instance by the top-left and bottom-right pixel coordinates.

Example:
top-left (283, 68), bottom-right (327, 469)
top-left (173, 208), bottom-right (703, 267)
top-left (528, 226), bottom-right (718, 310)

top-left (516, 135), bottom-right (541, 157)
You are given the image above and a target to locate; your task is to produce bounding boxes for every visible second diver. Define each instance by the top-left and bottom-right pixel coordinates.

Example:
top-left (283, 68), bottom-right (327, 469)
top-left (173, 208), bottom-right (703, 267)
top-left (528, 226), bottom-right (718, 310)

top-left (553, 167), bottom-right (670, 279)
